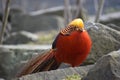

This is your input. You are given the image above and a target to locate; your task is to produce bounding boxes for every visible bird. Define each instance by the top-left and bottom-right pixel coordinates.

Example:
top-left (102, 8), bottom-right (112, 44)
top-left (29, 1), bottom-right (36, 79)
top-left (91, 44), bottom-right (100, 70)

top-left (17, 18), bottom-right (92, 77)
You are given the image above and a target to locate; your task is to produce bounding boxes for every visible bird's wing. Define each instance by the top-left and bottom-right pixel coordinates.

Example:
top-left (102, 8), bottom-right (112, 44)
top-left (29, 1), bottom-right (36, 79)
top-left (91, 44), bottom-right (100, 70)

top-left (52, 33), bottom-right (60, 49)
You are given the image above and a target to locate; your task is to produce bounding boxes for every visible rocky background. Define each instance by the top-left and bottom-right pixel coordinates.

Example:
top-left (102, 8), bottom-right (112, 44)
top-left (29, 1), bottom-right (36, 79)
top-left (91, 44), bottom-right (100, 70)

top-left (0, 22), bottom-right (120, 80)
top-left (0, 0), bottom-right (120, 80)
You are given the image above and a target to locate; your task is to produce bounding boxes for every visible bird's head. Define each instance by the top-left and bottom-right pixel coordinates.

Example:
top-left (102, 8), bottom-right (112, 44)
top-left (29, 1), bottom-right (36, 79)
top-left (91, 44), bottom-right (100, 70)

top-left (61, 18), bottom-right (85, 35)
top-left (68, 18), bottom-right (85, 32)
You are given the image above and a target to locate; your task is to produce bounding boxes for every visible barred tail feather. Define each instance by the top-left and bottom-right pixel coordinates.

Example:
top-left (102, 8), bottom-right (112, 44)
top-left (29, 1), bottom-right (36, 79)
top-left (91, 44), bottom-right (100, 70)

top-left (17, 50), bottom-right (61, 77)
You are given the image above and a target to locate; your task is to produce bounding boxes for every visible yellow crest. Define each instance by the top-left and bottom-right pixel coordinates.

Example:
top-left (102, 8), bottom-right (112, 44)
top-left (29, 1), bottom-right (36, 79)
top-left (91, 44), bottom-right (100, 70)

top-left (68, 18), bottom-right (84, 29)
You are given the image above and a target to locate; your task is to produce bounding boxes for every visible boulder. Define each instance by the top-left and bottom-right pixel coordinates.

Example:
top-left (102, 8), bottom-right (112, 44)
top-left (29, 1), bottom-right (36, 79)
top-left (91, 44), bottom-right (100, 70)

top-left (0, 48), bottom-right (15, 80)
top-left (83, 23), bottom-right (120, 65)
top-left (100, 12), bottom-right (120, 26)
top-left (11, 12), bottom-right (64, 32)
top-left (4, 31), bottom-right (39, 44)
top-left (107, 24), bottom-right (120, 31)
top-left (82, 50), bottom-right (120, 80)
top-left (0, 78), bottom-right (4, 80)
top-left (0, 47), bottom-right (47, 80)
top-left (16, 65), bottom-right (93, 80)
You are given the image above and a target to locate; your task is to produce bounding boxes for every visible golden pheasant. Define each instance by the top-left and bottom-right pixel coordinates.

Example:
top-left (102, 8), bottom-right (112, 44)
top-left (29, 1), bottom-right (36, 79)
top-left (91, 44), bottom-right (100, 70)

top-left (17, 18), bottom-right (92, 77)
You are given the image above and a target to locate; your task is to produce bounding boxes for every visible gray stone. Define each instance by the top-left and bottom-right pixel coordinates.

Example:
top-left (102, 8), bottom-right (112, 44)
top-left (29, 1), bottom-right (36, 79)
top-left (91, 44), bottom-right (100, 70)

top-left (4, 31), bottom-right (39, 44)
top-left (11, 12), bottom-right (64, 32)
top-left (0, 48), bottom-right (15, 80)
top-left (107, 24), bottom-right (120, 31)
top-left (0, 78), bottom-right (5, 80)
top-left (0, 47), bottom-right (46, 80)
top-left (100, 12), bottom-right (120, 26)
top-left (15, 65), bottom-right (93, 80)
top-left (83, 23), bottom-right (120, 65)
top-left (0, 45), bottom-right (51, 50)
top-left (82, 50), bottom-right (120, 80)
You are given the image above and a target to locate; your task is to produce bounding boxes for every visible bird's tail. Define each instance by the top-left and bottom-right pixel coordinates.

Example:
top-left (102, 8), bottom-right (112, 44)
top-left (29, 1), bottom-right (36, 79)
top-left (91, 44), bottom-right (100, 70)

top-left (17, 49), bottom-right (61, 77)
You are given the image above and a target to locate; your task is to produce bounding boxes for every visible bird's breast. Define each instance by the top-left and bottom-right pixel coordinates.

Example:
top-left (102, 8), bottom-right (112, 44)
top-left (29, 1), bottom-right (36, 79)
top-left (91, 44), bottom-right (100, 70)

top-left (55, 31), bottom-right (92, 66)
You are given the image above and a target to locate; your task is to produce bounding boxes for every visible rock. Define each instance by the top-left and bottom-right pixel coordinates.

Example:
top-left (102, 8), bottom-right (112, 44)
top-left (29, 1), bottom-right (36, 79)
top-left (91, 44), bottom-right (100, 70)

top-left (29, 6), bottom-right (65, 16)
top-left (0, 48), bottom-right (15, 80)
top-left (11, 12), bottom-right (64, 32)
top-left (15, 65), bottom-right (93, 80)
top-left (107, 24), bottom-right (120, 31)
top-left (100, 12), bottom-right (120, 26)
top-left (0, 47), bottom-right (47, 80)
top-left (0, 78), bottom-right (5, 80)
top-left (83, 23), bottom-right (120, 65)
top-left (82, 50), bottom-right (120, 80)
top-left (0, 45), bottom-right (51, 50)
top-left (4, 31), bottom-right (39, 44)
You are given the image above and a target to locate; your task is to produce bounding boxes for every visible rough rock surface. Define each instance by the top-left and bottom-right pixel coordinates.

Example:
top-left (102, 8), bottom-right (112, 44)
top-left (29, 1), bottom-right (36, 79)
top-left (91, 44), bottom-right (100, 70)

top-left (11, 12), bottom-right (64, 32)
top-left (16, 65), bottom-right (93, 80)
top-left (4, 31), bottom-right (39, 44)
top-left (0, 78), bottom-right (4, 80)
top-left (100, 12), bottom-right (120, 26)
top-left (83, 23), bottom-right (120, 65)
top-left (0, 47), bottom-right (47, 80)
top-left (107, 24), bottom-right (120, 31)
top-left (0, 48), bottom-right (14, 80)
top-left (82, 50), bottom-right (120, 80)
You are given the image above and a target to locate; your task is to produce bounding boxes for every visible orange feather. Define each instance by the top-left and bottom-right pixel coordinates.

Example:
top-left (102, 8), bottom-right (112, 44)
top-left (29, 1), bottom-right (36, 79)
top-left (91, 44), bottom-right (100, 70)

top-left (55, 31), bottom-right (92, 67)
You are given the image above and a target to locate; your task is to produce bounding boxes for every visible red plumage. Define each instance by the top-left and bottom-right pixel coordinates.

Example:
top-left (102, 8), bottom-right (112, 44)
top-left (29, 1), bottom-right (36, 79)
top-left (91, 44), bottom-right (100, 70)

top-left (55, 31), bottom-right (92, 67)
